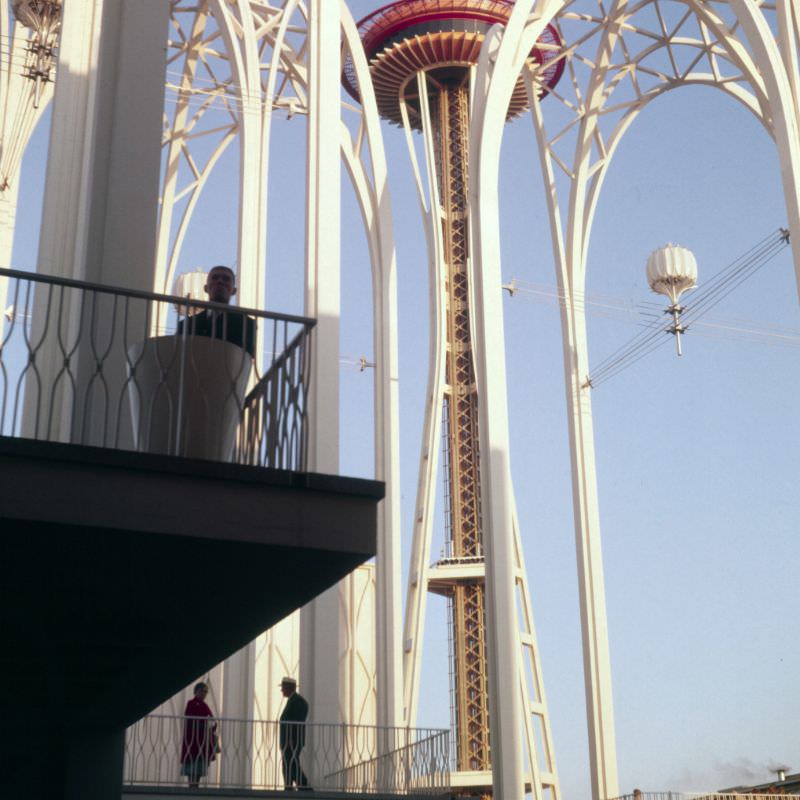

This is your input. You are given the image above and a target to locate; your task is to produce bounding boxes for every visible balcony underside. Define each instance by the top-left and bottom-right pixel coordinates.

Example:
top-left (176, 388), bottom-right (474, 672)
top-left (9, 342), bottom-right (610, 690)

top-left (0, 436), bottom-right (382, 789)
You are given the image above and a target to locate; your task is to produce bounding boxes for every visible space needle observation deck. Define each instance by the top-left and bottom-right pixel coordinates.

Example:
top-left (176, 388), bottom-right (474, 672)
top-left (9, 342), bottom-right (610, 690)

top-left (342, 0), bottom-right (564, 127)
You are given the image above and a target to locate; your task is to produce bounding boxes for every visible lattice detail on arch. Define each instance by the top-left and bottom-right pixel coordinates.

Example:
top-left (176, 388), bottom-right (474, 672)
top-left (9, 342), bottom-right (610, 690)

top-left (522, 0), bottom-right (772, 198)
top-left (166, 0), bottom-right (310, 119)
top-left (157, 0), bottom-right (312, 295)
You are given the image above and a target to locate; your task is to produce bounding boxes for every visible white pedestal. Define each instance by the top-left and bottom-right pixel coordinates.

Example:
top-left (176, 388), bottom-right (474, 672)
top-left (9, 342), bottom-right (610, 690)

top-left (127, 335), bottom-right (252, 460)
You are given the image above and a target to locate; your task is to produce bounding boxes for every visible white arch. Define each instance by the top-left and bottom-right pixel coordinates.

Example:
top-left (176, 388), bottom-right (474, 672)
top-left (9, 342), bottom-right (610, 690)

top-left (470, 0), bottom-right (800, 797)
top-left (151, 0), bottom-right (404, 732)
top-left (340, 0), bottom-right (402, 730)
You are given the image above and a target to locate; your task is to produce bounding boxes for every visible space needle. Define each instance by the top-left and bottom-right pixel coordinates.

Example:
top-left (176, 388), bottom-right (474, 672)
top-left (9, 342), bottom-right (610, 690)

top-left (344, 3), bottom-right (565, 798)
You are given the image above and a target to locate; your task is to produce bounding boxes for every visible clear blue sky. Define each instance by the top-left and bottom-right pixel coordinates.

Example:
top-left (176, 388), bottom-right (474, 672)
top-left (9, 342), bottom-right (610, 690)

top-left (10, 3), bottom-right (799, 797)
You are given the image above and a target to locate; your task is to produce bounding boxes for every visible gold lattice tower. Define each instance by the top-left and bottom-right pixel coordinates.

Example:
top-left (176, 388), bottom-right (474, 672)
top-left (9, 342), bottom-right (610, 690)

top-left (343, 2), bottom-right (563, 797)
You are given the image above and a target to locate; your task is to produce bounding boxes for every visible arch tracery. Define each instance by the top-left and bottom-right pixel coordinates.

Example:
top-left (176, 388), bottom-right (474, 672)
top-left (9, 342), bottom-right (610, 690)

top-left (468, 1), bottom-right (800, 797)
top-left (523, 0), bottom-right (774, 287)
top-left (158, 1), bottom-right (395, 311)
top-left (4, 1), bottom-right (797, 795)
top-left (158, 0), bottom-right (313, 306)
top-left (159, 0), bottom-right (402, 730)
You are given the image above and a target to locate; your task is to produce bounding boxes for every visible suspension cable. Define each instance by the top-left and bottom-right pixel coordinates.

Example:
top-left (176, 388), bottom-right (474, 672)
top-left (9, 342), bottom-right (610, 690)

top-left (584, 228), bottom-right (790, 388)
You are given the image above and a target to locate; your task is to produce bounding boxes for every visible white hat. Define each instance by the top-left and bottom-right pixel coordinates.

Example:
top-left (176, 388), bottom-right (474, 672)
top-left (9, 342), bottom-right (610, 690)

top-left (279, 676), bottom-right (297, 687)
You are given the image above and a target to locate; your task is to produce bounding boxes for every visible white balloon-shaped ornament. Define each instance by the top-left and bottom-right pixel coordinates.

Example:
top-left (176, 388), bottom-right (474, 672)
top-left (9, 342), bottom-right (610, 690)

top-left (646, 244), bottom-right (698, 355)
top-left (646, 244), bottom-right (697, 304)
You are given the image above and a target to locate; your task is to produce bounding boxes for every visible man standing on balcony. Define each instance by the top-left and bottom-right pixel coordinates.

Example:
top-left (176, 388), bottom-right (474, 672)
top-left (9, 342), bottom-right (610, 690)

top-left (279, 676), bottom-right (310, 790)
top-left (177, 265), bottom-right (256, 358)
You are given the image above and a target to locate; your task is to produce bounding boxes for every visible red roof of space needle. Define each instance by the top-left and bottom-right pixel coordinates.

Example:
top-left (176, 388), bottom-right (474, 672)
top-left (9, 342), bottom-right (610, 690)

top-left (342, 0), bottom-right (564, 127)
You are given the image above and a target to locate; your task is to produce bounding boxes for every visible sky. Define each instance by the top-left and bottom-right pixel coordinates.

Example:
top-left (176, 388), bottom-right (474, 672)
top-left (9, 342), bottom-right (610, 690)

top-left (8, 2), bottom-right (800, 798)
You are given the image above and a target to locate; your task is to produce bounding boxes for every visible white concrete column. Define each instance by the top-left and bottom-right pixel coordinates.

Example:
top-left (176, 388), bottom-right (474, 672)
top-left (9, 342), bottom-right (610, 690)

top-left (468, 24), bottom-right (527, 798)
top-left (254, 613), bottom-right (301, 721)
top-left (467, 255), bottom-right (526, 800)
top-left (468, 185), bottom-right (525, 800)
top-left (220, 641), bottom-right (256, 786)
top-left (0, 180), bottom-right (21, 341)
top-left (299, 0), bottom-right (345, 726)
top-left (34, 0), bottom-right (102, 280)
top-left (24, 0), bottom-right (170, 444)
top-left (37, 0), bottom-right (169, 287)
top-left (729, 0), bottom-right (800, 300)
top-left (370, 171), bottom-right (402, 733)
top-left (0, 179), bottom-right (21, 269)
top-left (302, 0), bottom-right (340, 475)
top-left (561, 300), bottom-right (619, 800)
top-left (340, 7), bottom-right (402, 732)
top-left (343, 564), bottom-right (377, 725)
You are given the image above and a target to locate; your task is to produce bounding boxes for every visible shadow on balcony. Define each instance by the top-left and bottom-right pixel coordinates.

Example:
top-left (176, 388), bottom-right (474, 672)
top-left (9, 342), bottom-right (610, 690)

top-left (0, 268), bottom-right (384, 800)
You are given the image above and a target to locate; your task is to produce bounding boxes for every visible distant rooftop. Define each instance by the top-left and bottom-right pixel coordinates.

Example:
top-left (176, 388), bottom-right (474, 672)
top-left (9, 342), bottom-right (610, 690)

top-left (721, 770), bottom-right (800, 795)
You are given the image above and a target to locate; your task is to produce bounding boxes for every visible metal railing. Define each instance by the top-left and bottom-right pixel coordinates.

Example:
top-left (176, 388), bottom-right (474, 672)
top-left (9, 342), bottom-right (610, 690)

top-left (611, 794), bottom-right (796, 800)
top-left (0, 267), bottom-right (314, 470)
top-left (124, 715), bottom-right (450, 795)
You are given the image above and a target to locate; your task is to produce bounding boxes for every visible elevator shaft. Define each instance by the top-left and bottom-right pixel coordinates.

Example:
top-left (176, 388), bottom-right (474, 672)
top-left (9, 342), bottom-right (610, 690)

top-left (430, 80), bottom-right (491, 788)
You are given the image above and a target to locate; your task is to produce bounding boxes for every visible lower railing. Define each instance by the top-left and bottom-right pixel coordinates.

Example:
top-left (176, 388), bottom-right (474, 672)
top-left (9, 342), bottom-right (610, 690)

top-left (124, 716), bottom-right (450, 795)
top-left (611, 793), bottom-right (794, 800)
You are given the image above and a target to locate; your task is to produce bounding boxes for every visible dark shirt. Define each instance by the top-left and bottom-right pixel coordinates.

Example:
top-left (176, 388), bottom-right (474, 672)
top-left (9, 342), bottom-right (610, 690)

top-left (279, 692), bottom-right (309, 750)
top-left (177, 308), bottom-right (256, 358)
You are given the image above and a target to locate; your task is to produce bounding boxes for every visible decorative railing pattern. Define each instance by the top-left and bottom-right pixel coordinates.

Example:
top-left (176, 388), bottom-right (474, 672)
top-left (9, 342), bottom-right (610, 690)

top-left (0, 267), bottom-right (314, 470)
top-left (237, 325), bottom-right (310, 471)
top-left (124, 715), bottom-right (450, 795)
top-left (611, 793), bottom-right (795, 800)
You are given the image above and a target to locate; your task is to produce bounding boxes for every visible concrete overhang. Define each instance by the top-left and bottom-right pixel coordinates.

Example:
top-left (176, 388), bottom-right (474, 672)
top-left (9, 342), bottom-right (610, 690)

top-left (0, 436), bottom-right (383, 789)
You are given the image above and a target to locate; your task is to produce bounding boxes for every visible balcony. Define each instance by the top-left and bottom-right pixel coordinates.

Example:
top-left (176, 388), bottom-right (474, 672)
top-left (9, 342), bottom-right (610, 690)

top-left (0, 268), bottom-right (384, 800)
top-left (0, 266), bottom-right (315, 466)
top-left (611, 793), bottom-right (799, 800)
top-left (123, 716), bottom-right (449, 797)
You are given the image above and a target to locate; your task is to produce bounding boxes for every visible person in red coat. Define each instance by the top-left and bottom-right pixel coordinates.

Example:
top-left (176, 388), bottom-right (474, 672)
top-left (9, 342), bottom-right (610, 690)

top-left (180, 682), bottom-right (217, 788)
